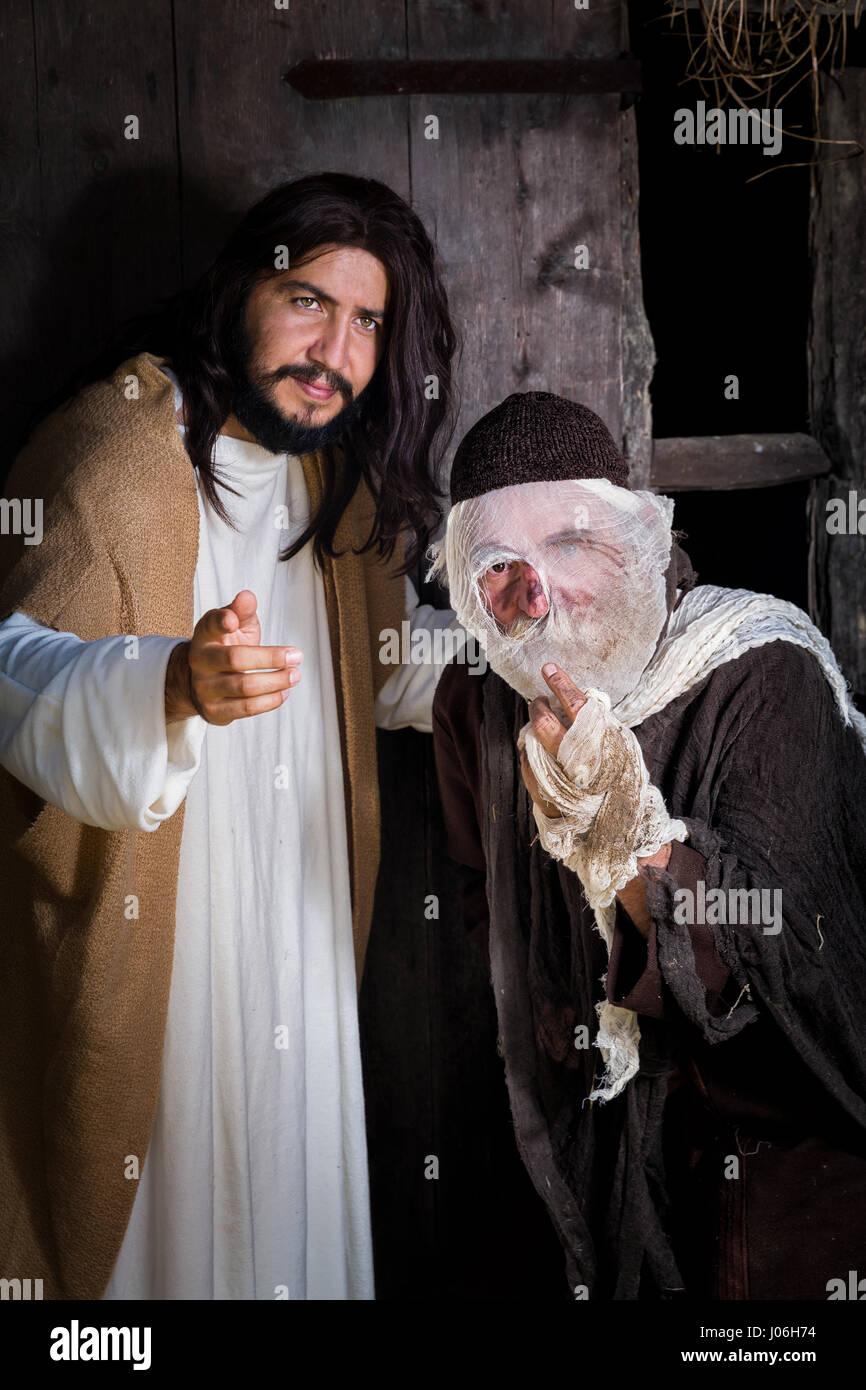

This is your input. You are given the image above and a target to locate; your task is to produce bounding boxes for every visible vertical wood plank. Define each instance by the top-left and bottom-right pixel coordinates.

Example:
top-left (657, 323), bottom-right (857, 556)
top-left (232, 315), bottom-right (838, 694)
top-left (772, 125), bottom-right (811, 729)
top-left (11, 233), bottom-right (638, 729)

top-left (808, 71), bottom-right (866, 703)
top-left (407, 0), bottom-right (640, 472)
top-left (0, 3), bottom-right (40, 450)
top-left (2, 0), bottom-right (180, 457)
top-left (172, 0), bottom-right (410, 281)
top-left (619, 102), bottom-right (654, 487)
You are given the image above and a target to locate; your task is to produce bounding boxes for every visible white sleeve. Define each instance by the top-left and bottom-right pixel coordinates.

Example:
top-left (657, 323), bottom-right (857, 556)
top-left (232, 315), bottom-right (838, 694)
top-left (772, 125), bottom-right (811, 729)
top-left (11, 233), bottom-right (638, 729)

top-left (373, 574), bottom-right (478, 734)
top-left (0, 611), bottom-right (207, 831)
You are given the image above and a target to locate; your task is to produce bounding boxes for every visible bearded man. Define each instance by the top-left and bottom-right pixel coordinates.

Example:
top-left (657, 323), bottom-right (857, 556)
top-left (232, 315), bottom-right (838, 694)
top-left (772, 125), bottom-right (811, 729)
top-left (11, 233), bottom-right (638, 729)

top-left (430, 392), bottom-right (866, 1300)
top-left (0, 172), bottom-right (462, 1300)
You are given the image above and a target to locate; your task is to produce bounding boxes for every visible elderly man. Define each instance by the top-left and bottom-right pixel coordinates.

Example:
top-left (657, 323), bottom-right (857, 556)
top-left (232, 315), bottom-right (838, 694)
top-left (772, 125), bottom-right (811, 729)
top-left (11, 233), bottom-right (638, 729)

top-left (431, 392), bottom-right (866, 1300)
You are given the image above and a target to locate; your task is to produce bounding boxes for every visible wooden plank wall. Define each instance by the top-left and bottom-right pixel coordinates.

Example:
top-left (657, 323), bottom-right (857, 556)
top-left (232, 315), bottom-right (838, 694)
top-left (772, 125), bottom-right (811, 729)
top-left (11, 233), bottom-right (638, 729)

top-left (0, 0), bottom-right (650, 1298)
top-left (809, 71), bottom-right (866, 706)
top-left (0, 2), bottom-right (182, 446)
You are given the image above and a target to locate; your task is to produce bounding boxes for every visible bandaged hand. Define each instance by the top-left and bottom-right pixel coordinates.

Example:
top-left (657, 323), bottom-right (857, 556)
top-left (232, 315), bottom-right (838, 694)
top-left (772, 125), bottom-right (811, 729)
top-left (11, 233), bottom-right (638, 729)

top-left (518, 664), bottom-right (686, 909)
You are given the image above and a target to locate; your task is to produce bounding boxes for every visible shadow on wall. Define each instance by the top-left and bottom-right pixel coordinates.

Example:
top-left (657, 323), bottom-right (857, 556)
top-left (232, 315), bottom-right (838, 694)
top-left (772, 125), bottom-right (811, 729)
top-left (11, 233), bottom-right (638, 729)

top-left (1, 169), bottom-right (242, 485)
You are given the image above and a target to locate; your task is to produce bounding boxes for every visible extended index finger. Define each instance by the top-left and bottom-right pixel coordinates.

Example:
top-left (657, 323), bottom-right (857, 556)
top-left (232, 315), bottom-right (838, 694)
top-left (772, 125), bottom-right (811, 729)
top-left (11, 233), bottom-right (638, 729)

top-left (541, 663), bottom-right (587, 723)
top-left (196, 643), bottom-right (303, 673)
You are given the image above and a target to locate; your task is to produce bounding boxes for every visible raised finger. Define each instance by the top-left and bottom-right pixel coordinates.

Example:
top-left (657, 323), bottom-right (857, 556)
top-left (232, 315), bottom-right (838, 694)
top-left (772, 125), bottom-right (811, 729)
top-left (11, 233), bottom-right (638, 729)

top-left (541, 663), bottom-right (587, 723)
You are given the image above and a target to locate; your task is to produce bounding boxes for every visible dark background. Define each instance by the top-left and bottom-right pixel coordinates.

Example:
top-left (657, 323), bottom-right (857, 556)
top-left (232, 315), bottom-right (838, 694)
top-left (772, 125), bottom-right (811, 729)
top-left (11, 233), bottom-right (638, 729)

top-left (632, 2), bottom-right (815, 614)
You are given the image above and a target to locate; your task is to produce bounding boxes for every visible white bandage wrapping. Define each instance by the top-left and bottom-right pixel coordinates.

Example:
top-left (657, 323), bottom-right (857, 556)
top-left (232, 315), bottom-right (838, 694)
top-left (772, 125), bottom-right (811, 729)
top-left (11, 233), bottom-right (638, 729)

top-left (426, 478), bottom-right (676, 708)
top-left (518, 688), bottom-right (687, 914)
top-left (518, 688), bottom-right (687, 1101)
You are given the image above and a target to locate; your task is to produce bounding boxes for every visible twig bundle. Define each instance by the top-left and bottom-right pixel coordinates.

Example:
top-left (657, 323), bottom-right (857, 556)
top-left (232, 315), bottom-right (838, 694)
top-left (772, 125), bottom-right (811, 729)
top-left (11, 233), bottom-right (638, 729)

top-left (664, 0), bottom-right (864, 170)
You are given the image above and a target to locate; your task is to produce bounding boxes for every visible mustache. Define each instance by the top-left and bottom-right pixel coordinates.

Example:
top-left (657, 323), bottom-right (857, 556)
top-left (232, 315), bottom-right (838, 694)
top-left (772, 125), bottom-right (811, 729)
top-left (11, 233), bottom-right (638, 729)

top-left (264, 362), bottom-right (354, 401)
top-left (497, 609), bottom-right (549, 641)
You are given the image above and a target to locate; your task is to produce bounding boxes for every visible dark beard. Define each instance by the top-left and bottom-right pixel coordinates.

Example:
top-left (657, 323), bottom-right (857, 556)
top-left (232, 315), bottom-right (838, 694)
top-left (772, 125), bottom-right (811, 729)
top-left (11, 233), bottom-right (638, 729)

top-left (224, 303), bottom-right (368, 456)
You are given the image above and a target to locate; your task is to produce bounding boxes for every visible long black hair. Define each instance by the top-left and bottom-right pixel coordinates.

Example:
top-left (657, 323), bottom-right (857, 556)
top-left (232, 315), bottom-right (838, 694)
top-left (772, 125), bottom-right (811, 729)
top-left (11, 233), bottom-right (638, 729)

top-left (22, 172), bottom-right (459, 574)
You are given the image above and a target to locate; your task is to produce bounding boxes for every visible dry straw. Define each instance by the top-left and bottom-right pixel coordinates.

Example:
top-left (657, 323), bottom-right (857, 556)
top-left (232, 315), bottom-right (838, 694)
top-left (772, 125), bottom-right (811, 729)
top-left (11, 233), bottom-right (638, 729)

top-left (664, 0), bottom-right (864, 174)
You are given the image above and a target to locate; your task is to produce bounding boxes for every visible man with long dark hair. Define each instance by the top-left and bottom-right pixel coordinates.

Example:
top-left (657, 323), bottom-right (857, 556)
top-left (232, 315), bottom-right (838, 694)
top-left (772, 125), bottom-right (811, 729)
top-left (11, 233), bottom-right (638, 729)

top-left (0, 172), bottom-right (461, 1300)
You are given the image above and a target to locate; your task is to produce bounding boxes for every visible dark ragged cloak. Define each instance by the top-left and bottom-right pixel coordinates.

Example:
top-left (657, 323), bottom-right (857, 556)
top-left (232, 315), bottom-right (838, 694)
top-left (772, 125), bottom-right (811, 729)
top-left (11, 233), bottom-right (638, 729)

top-left (461, 563), bottom-right (866, 1298)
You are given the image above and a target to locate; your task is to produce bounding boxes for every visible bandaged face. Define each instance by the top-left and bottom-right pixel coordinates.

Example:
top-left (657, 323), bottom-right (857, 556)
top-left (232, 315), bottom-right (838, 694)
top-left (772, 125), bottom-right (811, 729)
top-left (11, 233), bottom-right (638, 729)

top-left (428, 478), bottom-right (675, 708)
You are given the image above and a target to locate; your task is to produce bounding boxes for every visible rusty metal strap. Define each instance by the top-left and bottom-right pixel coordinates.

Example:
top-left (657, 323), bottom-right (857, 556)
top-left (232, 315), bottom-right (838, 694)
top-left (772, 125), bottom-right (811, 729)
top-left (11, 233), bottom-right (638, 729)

top-left (284, 58), bottom-right (642, 101)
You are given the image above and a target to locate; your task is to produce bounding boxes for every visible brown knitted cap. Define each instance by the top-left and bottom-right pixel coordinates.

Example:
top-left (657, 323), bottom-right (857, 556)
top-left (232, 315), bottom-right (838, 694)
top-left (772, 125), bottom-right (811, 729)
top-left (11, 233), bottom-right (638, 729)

top-left (449, 392), bottom-right (628, 503)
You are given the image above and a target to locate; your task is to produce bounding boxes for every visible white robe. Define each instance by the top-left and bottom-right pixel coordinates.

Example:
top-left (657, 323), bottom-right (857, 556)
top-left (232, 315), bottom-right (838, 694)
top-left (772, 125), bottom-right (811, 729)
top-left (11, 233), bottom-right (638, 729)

top-left (0, 376), bottom-right (462, 1299)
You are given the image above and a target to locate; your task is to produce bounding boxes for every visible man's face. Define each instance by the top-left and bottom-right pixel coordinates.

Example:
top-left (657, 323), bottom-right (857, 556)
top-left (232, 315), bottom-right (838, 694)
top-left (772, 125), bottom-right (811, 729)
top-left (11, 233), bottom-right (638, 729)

top-left (442, 477), bottom-right (674, 706)
top-left (476, 488), bottom-right (627, 634)
top-left (228, 244), bottom-right (389, 452)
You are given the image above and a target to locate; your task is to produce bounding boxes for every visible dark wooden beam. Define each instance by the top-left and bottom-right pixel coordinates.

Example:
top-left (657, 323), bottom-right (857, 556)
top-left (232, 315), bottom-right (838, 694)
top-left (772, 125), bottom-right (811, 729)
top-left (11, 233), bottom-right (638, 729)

top-left (284, 58), bottom-right (642, 101)
top-left (809, 70), bottom-right (866, 700)
top-left (650, 433), bottom-right (831, 491)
